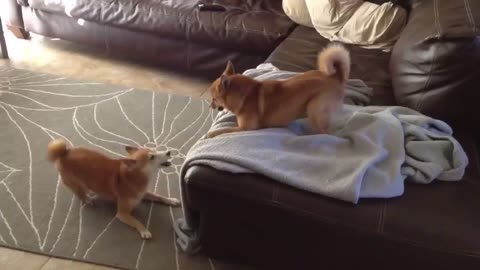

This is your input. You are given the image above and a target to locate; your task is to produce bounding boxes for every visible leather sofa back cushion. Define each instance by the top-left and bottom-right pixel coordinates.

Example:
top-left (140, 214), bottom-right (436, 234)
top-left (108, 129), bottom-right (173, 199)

top-left (390, 0), bottom-right (480, 128)
top-left (27, 0), bottom-right (296, 53)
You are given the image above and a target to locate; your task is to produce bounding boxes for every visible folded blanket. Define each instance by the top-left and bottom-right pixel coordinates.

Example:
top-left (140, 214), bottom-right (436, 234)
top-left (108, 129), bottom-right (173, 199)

top-left (174, 64), bottom-right (468, 253)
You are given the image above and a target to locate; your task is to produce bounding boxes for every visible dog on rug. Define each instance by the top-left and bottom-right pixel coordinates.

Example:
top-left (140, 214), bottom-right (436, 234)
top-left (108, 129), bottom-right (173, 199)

top-left (47, 139), bottom-right (180, 239)
top-left (206, 43), bottom-right (350, 138)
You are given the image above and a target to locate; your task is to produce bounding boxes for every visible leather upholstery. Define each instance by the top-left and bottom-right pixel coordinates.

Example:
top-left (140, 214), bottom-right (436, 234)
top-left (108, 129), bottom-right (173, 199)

top-left (13, 0), bottom-right (294, 76)
top-left (22, 8), bottom-right (266, 79)
top-left (28, 0), bottom-right (295, 54)
top-left (390, 0), bottom-right (480, 129)
top-left (266, 26), bottom-right (395, 105)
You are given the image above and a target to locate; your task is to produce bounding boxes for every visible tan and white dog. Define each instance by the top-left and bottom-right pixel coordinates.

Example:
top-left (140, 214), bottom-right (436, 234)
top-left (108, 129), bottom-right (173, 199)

top-left (47, 139), bottom-right (180, 239)
top-left (207, 43), bottom-right (350, 138)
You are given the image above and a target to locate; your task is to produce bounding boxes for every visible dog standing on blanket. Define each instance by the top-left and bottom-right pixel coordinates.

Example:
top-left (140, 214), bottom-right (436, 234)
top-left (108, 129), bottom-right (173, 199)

top-left (47, 139), bottom-right (181, 239)
top-left (207, 43), bottom-right (350, 138)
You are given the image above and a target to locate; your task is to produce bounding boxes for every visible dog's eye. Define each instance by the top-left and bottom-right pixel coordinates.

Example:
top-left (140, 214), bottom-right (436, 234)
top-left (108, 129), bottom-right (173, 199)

top-left (149, 155), bottom-right (155, 160)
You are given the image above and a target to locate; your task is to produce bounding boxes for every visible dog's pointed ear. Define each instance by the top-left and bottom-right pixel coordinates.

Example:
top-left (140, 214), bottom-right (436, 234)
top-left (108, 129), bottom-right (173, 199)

top-left (119, 158), bottom-right (139, 170)
top-left (125, 146), bottom-right (138, 155)
top-left (223, 60), bottom-right (235, 76)
top-left (220, 75), bottom-right (231, 92)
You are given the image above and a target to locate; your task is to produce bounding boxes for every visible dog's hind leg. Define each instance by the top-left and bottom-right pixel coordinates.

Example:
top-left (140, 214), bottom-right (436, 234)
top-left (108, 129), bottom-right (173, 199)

top-left (116, 198), bottom-right (151, 239)
top-left (61, 175), bottom-right (92, 206)
top-left (307, 96), bottom-right (338, 134)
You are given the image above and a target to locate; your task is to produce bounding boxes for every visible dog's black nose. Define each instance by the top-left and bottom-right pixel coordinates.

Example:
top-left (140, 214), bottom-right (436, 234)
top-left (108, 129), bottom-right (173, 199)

top-left (166, 151), bottom-right (171, 157)
top-left (161, 161), bottom-right (172, 167)
top-left (218, 106), bottom-right (224, 111)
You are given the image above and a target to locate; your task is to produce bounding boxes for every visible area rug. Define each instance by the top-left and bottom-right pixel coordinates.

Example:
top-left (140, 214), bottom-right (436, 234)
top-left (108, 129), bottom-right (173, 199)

top-left (0, 66), bottom-right (249, 270)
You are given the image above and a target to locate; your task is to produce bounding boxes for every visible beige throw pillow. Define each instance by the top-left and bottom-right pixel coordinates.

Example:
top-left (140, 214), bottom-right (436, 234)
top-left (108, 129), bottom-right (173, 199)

top-left (282, 0), bottom-right (407, 51)
top-left (282, 0), bottom-right (313, 27)
top-left (332, 2), bottom-right (407, 50)
top-left (305, 0), bottom-right (363, 38)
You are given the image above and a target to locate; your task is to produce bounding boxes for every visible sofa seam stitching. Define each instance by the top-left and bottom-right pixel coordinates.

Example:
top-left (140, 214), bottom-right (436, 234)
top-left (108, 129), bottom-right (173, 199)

top-left (377, 201), bottom-right (387, 234)
top-left (471, 137), bottom-right (480, 178)
top-left (414, 44), bottom-right (437, 111)
top-left (271, 187), bottom-right (279, 203)
top-left (433, 0), bottom-right (442, 37)
top-left (463, 0), bottom-right (478, 34)
top-left (415, 0), bottom-right (440, 111)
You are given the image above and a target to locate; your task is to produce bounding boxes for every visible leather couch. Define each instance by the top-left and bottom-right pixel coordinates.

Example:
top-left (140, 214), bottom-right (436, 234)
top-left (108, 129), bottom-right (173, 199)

top-left (182, 1), bottom-right (480, 270)
top-left (2, 0), bottom-right (296, 78)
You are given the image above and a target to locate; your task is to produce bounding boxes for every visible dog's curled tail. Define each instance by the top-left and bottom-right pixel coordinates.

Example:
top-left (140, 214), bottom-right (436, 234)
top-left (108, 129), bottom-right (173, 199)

top-left (318, 43), bottom-right (350, 83)
top-left (48, 139), bottom-right (68, 161)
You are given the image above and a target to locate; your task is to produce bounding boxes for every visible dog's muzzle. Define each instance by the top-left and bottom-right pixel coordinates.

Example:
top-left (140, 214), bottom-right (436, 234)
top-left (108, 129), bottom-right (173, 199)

top-left (160, 161), bottom-right (171, 167)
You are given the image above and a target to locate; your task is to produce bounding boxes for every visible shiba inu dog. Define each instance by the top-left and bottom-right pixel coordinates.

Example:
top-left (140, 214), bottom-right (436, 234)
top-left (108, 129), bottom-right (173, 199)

top-left (47, 139), bottom-right (180, 239)
top-left (207, 43), bottom-right (350, 138)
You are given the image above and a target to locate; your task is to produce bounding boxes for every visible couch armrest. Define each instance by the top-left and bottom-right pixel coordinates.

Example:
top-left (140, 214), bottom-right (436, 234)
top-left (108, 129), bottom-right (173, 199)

top-left (390, 0), bottom-right (480, 130)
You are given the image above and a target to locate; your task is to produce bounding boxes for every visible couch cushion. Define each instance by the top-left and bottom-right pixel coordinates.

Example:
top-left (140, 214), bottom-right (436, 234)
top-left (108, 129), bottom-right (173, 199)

top-left (266, 26), bottom-right (395, 105)
top-left (185, 130), bottom-right (480, 269)
top-left (28, 0), bottom-right (296, 54)
top-left (390, 0), bottom-right (480, 131)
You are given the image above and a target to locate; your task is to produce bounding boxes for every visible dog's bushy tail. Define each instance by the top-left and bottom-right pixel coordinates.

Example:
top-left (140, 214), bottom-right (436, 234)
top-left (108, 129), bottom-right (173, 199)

top-left (48, 139), bottom-right (68, 161)
top-left (318, 43), bottom-right (351, 83)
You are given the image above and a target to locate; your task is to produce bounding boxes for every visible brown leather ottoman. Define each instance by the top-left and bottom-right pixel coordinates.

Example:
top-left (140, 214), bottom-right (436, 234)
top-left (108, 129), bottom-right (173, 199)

top-left (180, 26), bottom-right (480, 270)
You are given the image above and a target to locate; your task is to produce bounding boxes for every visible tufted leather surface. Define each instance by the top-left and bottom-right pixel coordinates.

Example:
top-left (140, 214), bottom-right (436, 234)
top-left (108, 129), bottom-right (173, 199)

top-left (266, 26), bottom-right (395, 106)
top-left (390, 0), bottom-right (480, 129)
top-left (27, 0), bottom-right (296, 53)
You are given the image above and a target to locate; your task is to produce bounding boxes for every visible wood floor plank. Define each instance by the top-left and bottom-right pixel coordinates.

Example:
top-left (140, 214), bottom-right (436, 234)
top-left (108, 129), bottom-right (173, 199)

top-left (0, 247), bottom-right (50, 270)
top-left (40, 257), bottom-right (119, 270)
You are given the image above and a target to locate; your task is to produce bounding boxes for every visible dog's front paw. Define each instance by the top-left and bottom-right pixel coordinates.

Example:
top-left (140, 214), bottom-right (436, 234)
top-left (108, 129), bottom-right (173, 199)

top-left (166, 197), bottom-right (181, 207)
top-left (140, 229), bottom-right (152, 240)
top-left (83, 197), bottom-right (96, 207)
